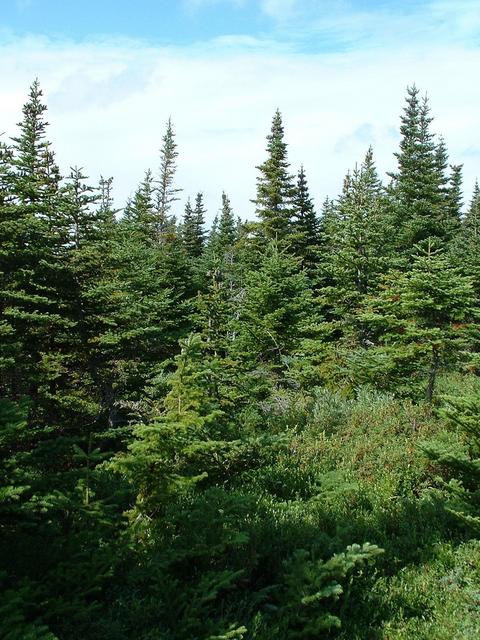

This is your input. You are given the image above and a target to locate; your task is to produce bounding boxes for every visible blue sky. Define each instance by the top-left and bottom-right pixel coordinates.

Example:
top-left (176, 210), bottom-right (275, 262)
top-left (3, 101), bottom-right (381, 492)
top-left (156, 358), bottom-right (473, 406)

top-left (3, 1), bottom-right (477, 50)
top-left (3, 0), bottom-right (262, 45)
top-left (0, 1), bottom-right (402, 43)
top-left (0, 1), bottom-right (479, 220)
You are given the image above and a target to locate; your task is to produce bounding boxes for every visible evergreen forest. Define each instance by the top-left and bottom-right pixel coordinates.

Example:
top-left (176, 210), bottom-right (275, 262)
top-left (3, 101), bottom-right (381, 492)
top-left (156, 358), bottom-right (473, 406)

top-left (2, 81), bottom-right (480, 639)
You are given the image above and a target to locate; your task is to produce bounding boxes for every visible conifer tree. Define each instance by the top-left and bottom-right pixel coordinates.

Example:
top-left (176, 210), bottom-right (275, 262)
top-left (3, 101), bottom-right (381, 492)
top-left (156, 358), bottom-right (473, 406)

top-left (123, 169), bottom-right (156, 240)
top-left (59, 171), bottom-right (118, 426)
top-left (0, 88), bottom-right (123, 637)
top-left (1, 80), bottom-right (71, 410)
top-left (423, 394), bottom-right (480, 532)
top-left (116, 334), bottom-right (230, 536)
top-left (194, 191), bottom-right (207, 247)
top-left (98, 175), bottom-right (115, 217)
top-left (434, 136), bottom-right (450, 199)
top-left (389, 86), bottom-right (451, 252)
top-left (234, 241), bottom-right (312, 370)
top-left (0, 140), bottom-right (20, 389)
top-left (60, 166), bottom-right (101, 249)
top-left (10, 79), bottom-right (61, 209)
top-left (253, 110), bottom-right (295, 242)
top-left (290, 165), bottom-right (320, 274)
top-left (201, 192), bottom-right (237, 270)
top-left (453, 180), bottom-right (480, 295)
top-left (155, 117), bottom-right (181, 232)
top-left (218, 191), bottom-right (237, 249)
top-left (182, 193), bottom-right (207, 258)
top-left (435, 139), bottom-right (462, 240)
top-left (320, 148), bottom-right (388, 348)
top-left (464, 180), bottom-right (480, 238)
top-left (95, 221), bottom-right (188, 423)
top-left (196, 192), bottom-right (241, 347)
top-left (360, 242), bottom-right (475, 399)
top-left (339, 148), bottom-right (386, 293)
top-left (446, 164), bottom-right (463, 235)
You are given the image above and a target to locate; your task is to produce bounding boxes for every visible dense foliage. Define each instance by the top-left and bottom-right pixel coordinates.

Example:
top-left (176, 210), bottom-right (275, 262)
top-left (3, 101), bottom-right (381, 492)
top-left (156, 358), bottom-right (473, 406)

top-left (1, 81), bottom-right (480, 639)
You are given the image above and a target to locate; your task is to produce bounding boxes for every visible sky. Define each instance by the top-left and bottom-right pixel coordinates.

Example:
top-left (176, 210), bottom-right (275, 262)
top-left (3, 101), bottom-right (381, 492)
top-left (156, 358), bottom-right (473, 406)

top-left (1, 0), bottom-right (479, 222)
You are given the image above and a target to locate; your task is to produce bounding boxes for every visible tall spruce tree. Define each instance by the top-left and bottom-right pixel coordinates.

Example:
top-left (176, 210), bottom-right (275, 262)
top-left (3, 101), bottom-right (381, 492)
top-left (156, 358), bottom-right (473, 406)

top-left (464, 180), bottom-right (480, 238)
top-left (0, 139), bottom-right (19, 389)
top-left (253, 110), bottom-right (295, 242)
top-left (0, 86), bottom-right (123, 640)
top-left (1, 79), bottom-right (72, 413)
top-left (218, 191), bottom-right (237, 249)
top-left (155, 117), bottom-right (181, 233)
top-left (320, 148), bottom-right (388, 348)
top-left (389, 86), bottom-right (451, 252)
top-left (446, 164), bottom-right (463, 234)
top-left (453, 180), bottom-right (480, 295)
top-left (193, 191), bottom-right (207, 250)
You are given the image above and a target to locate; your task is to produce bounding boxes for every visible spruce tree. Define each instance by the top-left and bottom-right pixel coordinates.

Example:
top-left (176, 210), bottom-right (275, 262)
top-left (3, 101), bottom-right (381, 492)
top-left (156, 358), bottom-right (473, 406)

top-left (115, 334), bottom-right (231, 536)
top-left (291, 165), bottom-right (320, 275)
top-left (253, 110), bottom-right (295, 242)
top-left (60, 171), bottom-right (118, 426)
top-left (194, 191), bottom-right (207, 249)
top-left (464, 180), bottom-right (480, 238)
top-left (0, 86), bottom-right (122, 638)
top-left (182, 193), bottom-right (207, 258)
top-left (446, 164), bottom-right (463, 235)
top-left (453, 180), bottom-right (480, 295)
top-left (10, 79), bottom-right (61, 209)
top-left (218, 191), bottom-right (237, 249)
top-left (320, 148), bottom-right (388, 348)
top-left (389, 86), bottom-right (451, 252)
top-left (201, 193), bottom-right (237, 273)
top-left (60, 166), bottom-right (101, 249)
top-left (155, 117), bottom-right (181, 232)
top-left (1, 80), bottom-right (72, 411)
top-left (233, 241), bottom-right (312, 371)
top-left (98, 175), bottom-right (115, 217)
top-left (423, 394), bottom-right (480, 532)
top-left (123, 169), bottom-right (157, 240)
top-left (96, 214), bottom-right (188, 423)
top-left (0, 139), bottom-right (19, 388)
top-left (360, 241), bottom-right (475, 399)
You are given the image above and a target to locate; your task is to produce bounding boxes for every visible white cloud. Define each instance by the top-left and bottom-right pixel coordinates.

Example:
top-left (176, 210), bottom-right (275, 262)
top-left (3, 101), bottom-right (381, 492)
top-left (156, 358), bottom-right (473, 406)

top-left (0, 28), bottom-right (479, 223)
top-left (259, 0), bottom-right (480, 51)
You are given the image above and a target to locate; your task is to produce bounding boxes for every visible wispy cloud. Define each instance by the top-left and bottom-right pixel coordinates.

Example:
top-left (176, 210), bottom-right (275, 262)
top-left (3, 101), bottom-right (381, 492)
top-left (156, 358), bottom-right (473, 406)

top-left (258, 0), bottom-right (480, 51)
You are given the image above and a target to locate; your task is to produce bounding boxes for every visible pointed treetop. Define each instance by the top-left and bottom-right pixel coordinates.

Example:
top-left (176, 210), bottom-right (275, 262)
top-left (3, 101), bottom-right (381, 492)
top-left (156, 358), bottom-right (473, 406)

top-left (218, 191), bottom-right (236, 248)
top-left (10, 78), bottom-right (62, 207)
top-left (464, 179), bottom-right (480, 238)
top-left (253, 109), bottom-right (295, 241)
top-left (156, 117), bottom-right (181, 221)
top-left (182, 193), bottom-right (207, 258)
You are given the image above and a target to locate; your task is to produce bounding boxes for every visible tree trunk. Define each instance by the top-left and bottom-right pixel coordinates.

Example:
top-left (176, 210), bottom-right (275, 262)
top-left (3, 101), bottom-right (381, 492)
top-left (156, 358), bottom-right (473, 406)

top-left (426, 344), bottom-right (440, 403)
